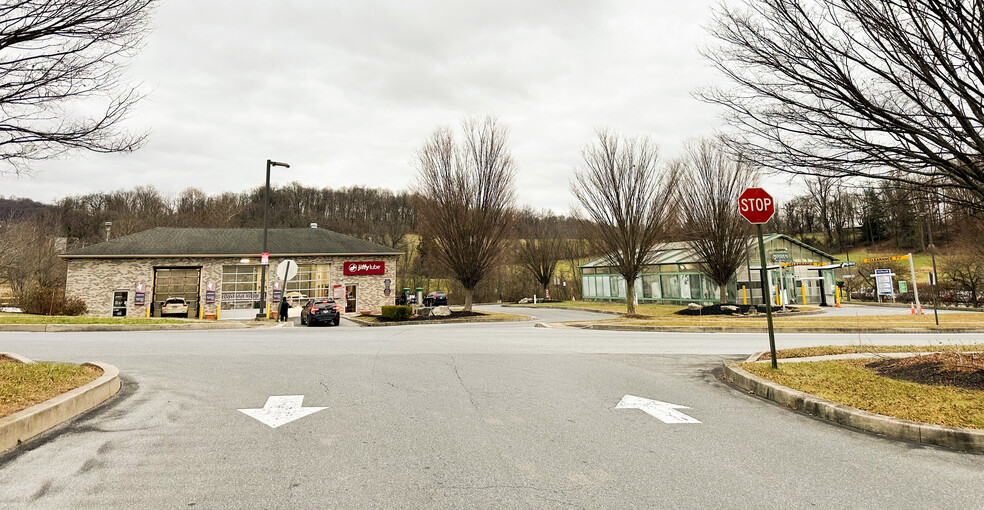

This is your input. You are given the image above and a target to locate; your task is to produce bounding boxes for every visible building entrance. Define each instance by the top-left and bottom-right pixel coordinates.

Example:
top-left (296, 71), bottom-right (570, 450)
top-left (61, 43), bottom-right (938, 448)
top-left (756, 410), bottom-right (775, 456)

top-left (220, 265), bottom-right (262, 320)
top-left (153, 267), bottom-right (201, 317)
top-left (345, 284), bottom-right (357, 313)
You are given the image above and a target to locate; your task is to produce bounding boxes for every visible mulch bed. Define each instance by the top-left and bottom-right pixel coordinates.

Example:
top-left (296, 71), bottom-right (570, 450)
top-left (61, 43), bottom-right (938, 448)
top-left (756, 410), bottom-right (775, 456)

top-left (867, 352), bottom-right (984, 392)
top-left (376, 310), bottom-right (488, 322)
top-left (675, 304), bottom-right (801, 316)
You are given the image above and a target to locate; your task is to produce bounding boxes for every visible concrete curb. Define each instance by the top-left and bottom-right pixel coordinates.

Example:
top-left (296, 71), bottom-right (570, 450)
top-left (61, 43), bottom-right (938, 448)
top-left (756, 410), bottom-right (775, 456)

top-left (0, 352), bottom-right (36, 364)
top-left (346, 315), bottom-right (535, 327)
top-left (584, 324), bottom-right (983, 334)
top-left (1, 355), bottom-right (121, 452)
top-left (0, 322), bottom-right (247, 332)
top-left (722, 361), bottom-right (984, 452)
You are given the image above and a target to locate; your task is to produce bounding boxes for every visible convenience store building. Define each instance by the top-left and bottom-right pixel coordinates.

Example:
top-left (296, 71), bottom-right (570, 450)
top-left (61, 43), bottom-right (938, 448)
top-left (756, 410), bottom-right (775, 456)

top-left (579, 234), bottom-right (846, 306)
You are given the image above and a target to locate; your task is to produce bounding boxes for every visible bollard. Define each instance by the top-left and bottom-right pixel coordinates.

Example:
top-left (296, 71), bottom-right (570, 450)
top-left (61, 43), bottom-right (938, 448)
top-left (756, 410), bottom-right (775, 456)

top-left (742, 286), bottom-right (747, 305)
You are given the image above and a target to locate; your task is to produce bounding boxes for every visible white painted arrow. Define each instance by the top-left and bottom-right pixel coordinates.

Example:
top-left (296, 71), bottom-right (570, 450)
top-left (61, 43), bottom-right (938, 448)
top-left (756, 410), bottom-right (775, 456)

top-left (616, 394), bottom-right (701, 424)
top-left (238, 395), bottom-right (326, 428)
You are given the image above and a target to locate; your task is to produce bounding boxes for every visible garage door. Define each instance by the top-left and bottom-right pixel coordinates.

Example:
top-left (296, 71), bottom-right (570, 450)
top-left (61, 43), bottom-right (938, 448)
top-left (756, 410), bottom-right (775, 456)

top-left (153, 267), bottom-right (202, 318)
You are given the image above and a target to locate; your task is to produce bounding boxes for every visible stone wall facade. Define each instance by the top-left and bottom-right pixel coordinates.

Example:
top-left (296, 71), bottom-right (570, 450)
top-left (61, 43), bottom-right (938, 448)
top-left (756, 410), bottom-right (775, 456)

top-left (65, 255), bottom-right (398, 318)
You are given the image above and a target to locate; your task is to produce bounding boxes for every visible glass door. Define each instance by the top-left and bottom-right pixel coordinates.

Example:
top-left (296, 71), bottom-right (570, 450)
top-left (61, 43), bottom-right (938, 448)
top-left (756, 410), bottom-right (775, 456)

top-left (345, 284), bottom-right (357, 313)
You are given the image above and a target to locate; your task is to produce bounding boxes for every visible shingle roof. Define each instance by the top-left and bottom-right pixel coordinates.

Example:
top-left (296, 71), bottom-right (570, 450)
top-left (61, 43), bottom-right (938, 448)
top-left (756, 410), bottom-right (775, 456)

top-left (579, 234), bottom-right (836, 268)
top-left (61, 228), bottom-right (402, 258)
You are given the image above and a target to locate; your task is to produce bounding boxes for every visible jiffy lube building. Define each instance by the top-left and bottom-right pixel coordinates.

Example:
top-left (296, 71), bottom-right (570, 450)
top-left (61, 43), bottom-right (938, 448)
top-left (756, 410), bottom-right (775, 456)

top-left (61, 227), bottom-right (401, 319)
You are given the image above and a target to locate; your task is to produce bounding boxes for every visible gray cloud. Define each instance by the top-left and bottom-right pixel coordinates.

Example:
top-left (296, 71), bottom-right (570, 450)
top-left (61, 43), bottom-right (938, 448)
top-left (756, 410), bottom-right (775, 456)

top-left (5, 0), bottom-right (730, 213)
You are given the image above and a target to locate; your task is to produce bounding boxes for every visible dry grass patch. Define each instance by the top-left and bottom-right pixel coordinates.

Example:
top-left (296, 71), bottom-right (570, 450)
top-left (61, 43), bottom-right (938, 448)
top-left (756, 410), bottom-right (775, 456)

top-left (0, 315), bottom-right (188, 325)
top-left (762, 344), bottom-right (984, 360)
top-left (530, 301), bottom-right (984, 330)
top-left (742, 359), bottom-right (984, 429)
top-left (0, 359), bottom-right (103, 418)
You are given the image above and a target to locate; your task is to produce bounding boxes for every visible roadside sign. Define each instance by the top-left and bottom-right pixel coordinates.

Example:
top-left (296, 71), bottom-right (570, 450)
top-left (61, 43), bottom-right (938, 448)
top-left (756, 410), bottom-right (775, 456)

top-left (738, 188), bottom-right (776, 224)
top-left (742, 189), bottom-right (779, 368)
top-left (863, 254), bottom-right (909, 263)
top-left (134, 283), bottom-right (145, 306)
top-left (205, 281), bottom-right (216, 304)
top-left (929, 272), bottom-right (937, 285)
top-left (276, 259), bottom-right (298, 281)
top-left (899, 281), bottom-right (908, 293)
top-left (872, 269), bottom-right (895, 296)
top-left (261, 252), bottom-right (270, 265)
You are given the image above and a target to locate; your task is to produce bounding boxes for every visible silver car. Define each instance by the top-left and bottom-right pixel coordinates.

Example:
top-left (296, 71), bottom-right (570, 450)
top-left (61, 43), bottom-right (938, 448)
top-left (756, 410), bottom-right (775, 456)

top-left (161, 297), bottom-right (189, 317)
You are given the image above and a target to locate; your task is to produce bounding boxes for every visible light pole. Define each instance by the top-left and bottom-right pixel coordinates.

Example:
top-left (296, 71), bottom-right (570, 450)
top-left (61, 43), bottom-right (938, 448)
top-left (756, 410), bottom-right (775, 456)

top-left (257, 159), bottom-right (290, 319)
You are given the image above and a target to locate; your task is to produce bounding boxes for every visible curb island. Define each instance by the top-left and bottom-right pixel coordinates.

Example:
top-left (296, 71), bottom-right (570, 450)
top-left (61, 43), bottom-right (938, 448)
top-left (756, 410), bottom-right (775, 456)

top-left (722, 360), bottom-right (984, 452)
top-left (0, 353), bottom-right (121, 452)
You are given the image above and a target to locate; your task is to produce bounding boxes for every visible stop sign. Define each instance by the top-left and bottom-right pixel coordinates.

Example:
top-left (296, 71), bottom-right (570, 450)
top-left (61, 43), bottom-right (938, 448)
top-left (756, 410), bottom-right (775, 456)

top-left (738, 188), bottom-right (775, 224)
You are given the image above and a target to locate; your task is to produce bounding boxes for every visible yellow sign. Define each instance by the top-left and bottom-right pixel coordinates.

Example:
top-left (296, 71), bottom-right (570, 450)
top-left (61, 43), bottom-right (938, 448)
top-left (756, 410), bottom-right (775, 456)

top-left (862, 254), bottom-right (910, 263)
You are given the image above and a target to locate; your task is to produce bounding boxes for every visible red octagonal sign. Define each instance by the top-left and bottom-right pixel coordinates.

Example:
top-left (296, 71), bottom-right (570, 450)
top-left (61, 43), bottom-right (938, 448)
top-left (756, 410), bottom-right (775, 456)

top-left (738, 188), bottom-right (775, 224)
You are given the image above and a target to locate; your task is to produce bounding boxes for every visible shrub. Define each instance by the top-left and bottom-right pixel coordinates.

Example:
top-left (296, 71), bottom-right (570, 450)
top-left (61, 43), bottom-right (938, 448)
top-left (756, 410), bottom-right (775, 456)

top-left (16, 287), bottom-right (88, 316)
top-left (380, 305), bottom-right (412, 321)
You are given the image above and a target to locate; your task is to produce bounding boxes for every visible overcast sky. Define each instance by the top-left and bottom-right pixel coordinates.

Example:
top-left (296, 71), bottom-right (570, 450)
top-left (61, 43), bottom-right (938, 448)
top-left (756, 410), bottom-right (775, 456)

top-left (2, 0), bottom-right (747, 214)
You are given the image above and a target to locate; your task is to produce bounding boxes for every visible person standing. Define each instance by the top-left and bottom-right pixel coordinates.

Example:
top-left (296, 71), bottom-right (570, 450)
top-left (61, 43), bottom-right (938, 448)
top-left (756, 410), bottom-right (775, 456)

top-left (278, 296), bottom-right (289, 322)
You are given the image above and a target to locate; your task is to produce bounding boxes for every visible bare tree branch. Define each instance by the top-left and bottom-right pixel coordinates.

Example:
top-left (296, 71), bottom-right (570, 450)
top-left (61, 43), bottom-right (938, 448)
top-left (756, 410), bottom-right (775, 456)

top-left (515, 208), bottom-right (565, 297)
top-left (412, 116), bottom-right (517, 311)
top-left (0, 0), bottom-right (157, 173)
top-left (571, 130), bottom-right (679, 314)
top-left (702, 0), bottom-right (984, 210)
top-left (675, 138), bottom-right (758, 303)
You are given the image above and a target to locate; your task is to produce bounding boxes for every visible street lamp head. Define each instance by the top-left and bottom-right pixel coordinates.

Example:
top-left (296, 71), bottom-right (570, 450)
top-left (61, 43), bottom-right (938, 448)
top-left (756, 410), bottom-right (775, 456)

top-left (270, 160), bottom-right (290, 168)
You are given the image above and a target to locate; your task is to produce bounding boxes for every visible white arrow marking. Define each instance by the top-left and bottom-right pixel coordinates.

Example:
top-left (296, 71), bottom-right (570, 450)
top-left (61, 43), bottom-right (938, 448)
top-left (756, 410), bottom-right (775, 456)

top-left (238, 395), bottom-right (326, 428)
top-left (616, 394), bottom-right (701, 424)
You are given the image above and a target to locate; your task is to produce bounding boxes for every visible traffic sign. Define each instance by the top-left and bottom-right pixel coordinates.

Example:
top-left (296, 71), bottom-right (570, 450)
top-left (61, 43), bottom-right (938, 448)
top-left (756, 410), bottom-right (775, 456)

top-left (738, 188), bottom-right (776, 224)
top-left (276, 259), bottom-right (298, 281)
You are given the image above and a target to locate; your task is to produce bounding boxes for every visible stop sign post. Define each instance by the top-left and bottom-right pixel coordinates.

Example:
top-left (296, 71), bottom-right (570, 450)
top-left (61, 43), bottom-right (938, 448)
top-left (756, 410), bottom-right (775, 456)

top-left (739, 188), bottom-right (778, 368)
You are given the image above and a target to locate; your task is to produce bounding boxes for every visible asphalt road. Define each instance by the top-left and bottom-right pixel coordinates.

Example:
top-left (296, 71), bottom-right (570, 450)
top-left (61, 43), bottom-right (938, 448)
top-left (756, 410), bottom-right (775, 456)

top-left (1, 306), bottom-right (981, 509)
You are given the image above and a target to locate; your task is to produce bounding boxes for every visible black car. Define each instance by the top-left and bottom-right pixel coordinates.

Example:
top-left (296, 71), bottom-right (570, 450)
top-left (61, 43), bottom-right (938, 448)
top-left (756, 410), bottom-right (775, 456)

top-left (300, 298), bottom-right (341, 327)
top-left (423, 291), bottom-right (447, 306)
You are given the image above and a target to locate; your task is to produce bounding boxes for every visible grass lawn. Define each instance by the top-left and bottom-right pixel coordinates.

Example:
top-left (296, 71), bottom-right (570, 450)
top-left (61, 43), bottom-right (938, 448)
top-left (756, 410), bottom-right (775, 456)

top-left (764, 344), bottom-right (984, 360)
top-left (0, 314), bottom-right (189, 325)
top-left (523, 301), bottom-right (984, 330)
top-left (742, 359), bottom-right (984, 429)
top-left (0, 357), bottom-right (103, 418)
top-left (831, 248), bottom-right (935, 271)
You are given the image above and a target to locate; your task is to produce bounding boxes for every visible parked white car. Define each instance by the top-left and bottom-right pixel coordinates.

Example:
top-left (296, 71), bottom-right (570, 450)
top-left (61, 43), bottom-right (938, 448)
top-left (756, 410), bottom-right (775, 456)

top-left (161, 297), bottom-right (189, 317)
top-left (285, 291), bottom-right (308, 308)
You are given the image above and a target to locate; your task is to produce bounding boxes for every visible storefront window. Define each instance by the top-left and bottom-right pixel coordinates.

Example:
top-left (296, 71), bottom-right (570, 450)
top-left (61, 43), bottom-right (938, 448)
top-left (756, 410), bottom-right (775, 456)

top-left (661, 274), bottom-right (680, 298)
top-left (284, 264), bottom-right (332, 306)
top-left (221, 265), bottom-right (261, 311)
top-left (642, 274), bottom-right (660, 299)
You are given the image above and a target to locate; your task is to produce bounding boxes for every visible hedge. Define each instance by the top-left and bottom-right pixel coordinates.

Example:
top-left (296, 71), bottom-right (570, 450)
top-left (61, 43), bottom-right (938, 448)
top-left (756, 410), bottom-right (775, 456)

top-left (380, 305), bottom-right (413, 321)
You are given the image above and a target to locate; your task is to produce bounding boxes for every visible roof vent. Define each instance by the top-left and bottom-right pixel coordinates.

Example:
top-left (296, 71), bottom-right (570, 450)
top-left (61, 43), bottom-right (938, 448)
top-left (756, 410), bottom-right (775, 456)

top-left (309, 223), bottom-right (318, 229)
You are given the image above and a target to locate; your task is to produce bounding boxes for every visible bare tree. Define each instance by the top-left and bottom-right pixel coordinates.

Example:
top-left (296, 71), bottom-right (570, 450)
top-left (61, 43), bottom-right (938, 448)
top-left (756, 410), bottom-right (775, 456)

top-left (0, 213), bottom-right (66, 295)
top-left (703, 0), bottom-right (984, 210)
top-left (515, 208), bottom-right (565, 299)
top-left (560, 238), bottom-right (590, 300)
top-left (942, 253), bottom-right (984, 307)
top-left (413, 116), bottom-right (517, 311)
top-left (675, 138), bottom-right (757, 303)
top-left (571, 131), bottom-right (678, 315)
top-left (0, 0), bottom-right (157, 173)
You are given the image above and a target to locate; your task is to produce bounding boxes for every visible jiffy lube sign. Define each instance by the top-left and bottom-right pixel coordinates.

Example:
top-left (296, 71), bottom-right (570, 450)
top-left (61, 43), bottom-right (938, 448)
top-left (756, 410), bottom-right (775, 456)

top-left (344, 261), bottom-right (385, 275)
